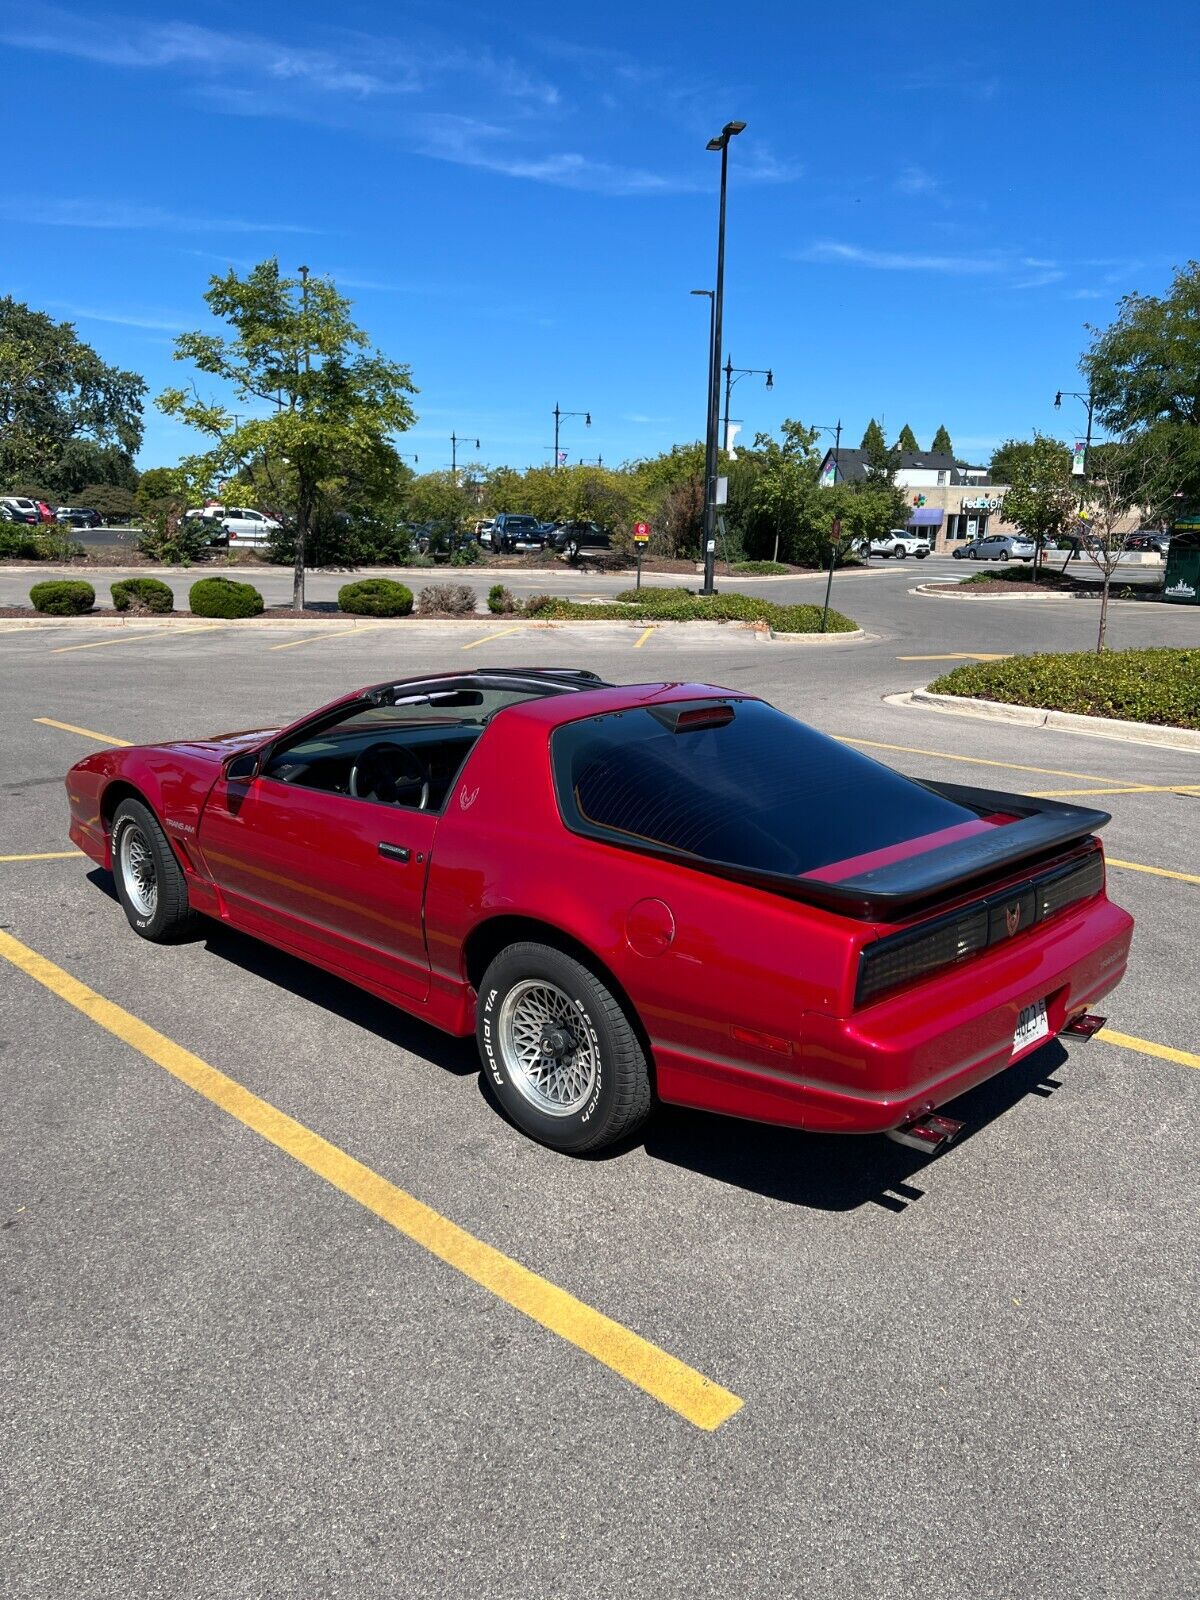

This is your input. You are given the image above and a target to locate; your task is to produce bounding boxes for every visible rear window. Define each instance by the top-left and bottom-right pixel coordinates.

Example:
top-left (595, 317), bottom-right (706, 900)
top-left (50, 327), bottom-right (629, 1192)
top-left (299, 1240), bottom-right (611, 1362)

top-left (551, 699), bottom-right (978, 879)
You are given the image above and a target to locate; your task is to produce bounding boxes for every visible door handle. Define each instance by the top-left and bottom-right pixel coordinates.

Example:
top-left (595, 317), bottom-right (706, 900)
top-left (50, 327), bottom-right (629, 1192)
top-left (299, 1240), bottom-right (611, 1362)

top-left (378, 842), bottom-right (411, 863)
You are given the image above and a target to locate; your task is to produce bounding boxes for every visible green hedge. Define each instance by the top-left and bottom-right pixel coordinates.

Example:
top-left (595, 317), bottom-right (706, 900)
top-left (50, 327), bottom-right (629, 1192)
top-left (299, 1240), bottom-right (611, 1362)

top-left (338, 578), bottom-right (414, 617)
top-left (111, 577), bottom-right (174, 613)
top-left (30, 579), bottom-right (95, 615)
top-left (188, 576), bottom-right (264, 618)
top-left (543, 585), bottom-right (857, 634)
top-left (929, 648), bottom-right (1200, 729)
top-left (732, 560), bottom-right (791, 575)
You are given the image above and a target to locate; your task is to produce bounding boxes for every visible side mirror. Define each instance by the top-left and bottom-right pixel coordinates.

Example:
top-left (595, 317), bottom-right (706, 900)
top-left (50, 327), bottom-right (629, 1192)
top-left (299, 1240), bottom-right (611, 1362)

top-left (224, 750), bottom-right (260, 782)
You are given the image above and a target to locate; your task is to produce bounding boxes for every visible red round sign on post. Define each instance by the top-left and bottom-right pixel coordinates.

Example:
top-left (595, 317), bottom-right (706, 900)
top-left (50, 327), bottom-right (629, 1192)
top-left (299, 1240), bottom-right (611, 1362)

top-left (633, 521), bottom-right (651, 543)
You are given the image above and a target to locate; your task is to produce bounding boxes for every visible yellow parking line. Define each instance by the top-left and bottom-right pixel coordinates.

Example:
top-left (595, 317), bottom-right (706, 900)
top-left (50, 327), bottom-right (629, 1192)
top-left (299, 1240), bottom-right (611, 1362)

top-left (269, 625), bottom-right (380, 652)
top-left (1031, 785), bottom-right (1200, 799)
top-left (634, 627), bottom-right (654, 649)
top-left (1107, 857), bottom-right (1200, 886)
top-left (51, 625), bottom-right (223, 655)
top-left (0, 850), bottom-right (84, 863)
top-left (1097, 1028), bottom-right (1200, 1072)
top-left (34, 717), bottom-right (131, 747)
top-left (835, 737), bottom-right (1116, 784)
top-left (462, 626), bottom-right (523, 651)
top-left (0, 929), bottom-right (742, 1432)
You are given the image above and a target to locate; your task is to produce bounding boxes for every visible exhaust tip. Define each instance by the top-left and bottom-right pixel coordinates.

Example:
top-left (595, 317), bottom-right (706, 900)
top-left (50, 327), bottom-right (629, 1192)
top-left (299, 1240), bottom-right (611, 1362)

top-left (886, 1112), bottom-right (964, 1153)
top-left (1063, 1012), bottom-right (1107, 1039)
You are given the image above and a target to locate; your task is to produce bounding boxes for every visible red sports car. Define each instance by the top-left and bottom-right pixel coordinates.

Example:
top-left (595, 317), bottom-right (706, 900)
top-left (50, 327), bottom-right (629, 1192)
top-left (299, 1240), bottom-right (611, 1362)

top-left (65, 670), bottom-right (1133, 1154)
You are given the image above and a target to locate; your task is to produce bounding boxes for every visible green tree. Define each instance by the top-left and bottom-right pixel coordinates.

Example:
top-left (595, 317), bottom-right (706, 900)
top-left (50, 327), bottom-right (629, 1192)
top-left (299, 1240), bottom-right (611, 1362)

top-left (998, 434), bottom-right (1076, 574)
top-left (0, 298), bottom-right (145, 488)
top-left (860, 418), bottom-right (886, 452)
top-left (78, 482), bottom-right (136, 523)
top-left (1082, 261), bottom-right (1200, 519)
top-left (989, 437), bottom-right (1071, 486)
top-left (930, 424), bottom-right (953, 455)
top-left (896, 423), bottom-right (920, 452)
top-left (159, 260), bottom-right (418, 607)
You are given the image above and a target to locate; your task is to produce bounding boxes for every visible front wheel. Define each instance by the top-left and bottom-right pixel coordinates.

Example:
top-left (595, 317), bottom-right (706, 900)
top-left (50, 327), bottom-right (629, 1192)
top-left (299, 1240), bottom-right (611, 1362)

top-left (111, 798), bottom-right (198, 941)
top-left (916, 549), bottom-right (928, 559)
top-left (477, 942), bottom-right (652, 1153)
top-left (893, 545), bottom-right (907, 559)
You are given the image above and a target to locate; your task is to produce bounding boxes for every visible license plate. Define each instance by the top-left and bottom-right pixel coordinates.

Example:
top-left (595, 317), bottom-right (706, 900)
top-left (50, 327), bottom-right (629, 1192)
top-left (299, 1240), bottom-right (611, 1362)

top-left (1013, 998), bottom-right (1050, 1055)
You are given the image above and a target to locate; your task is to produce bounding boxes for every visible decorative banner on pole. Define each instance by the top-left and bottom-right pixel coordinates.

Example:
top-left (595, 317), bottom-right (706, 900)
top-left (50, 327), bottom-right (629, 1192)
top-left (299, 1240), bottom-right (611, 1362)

top-left (819, 457), bottom-right (838, 487)
top-left (557, 450), bottom-right (568, 464)
top-left (724, 421), bottom-right (742, 459)
top-left (1072, 440), bottom-right (1087, 476)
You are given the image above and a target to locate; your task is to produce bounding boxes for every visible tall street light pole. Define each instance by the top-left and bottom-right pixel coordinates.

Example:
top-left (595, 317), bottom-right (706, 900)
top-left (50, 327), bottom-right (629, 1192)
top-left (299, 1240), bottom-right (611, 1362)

top-left (722, 357), bottom-right (773, 454)
top-left (553, 404), bottom-right (591, 471)
top-left (815, 421), bottom-right (843, 632)
top-left (450, 432), bottom-right (479, 478)
top-left (701, 119), bottom-right (746, 596)
top-left (1054, 388), bottom-right (1095, 513)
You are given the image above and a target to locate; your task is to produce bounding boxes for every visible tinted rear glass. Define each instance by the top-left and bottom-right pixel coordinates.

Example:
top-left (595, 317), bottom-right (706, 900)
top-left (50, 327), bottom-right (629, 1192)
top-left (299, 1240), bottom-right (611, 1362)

top-left (552, 699), bottom-right (977, 877)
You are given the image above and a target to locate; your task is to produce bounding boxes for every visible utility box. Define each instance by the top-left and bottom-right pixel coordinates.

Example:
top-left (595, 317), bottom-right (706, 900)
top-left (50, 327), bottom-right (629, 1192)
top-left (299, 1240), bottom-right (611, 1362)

top-left (1164, 521), bottom-right (1200, 604)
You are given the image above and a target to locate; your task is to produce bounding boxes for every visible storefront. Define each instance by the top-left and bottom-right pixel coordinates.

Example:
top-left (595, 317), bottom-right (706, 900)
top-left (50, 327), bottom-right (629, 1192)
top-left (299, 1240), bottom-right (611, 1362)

top-left (904, 489), bottom-right (1013, 551)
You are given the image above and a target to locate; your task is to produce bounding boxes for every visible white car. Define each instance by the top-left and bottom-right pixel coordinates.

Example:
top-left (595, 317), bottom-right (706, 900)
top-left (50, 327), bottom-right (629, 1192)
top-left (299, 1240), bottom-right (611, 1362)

top-left (862, 530), bottom-right (931, 560)
top-left (974, 534), bottom-right (1036, 562)
top-left (184, 505), bottom-right (281, 548)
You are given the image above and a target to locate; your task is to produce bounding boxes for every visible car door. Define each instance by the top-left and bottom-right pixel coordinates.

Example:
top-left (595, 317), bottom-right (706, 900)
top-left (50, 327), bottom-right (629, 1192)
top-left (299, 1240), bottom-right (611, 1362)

top-left (197, 760), bottom-right (437, 1002)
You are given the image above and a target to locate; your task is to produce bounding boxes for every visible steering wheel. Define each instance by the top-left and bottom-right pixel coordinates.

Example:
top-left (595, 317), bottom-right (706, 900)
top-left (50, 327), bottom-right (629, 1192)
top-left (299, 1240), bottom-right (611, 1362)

top-left (349, 742), bottom-right (430, 809)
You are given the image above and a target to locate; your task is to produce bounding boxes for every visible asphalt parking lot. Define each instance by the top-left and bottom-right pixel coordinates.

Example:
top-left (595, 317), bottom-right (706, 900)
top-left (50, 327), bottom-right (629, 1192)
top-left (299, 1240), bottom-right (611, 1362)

top-left (2, 579), bottom-right (1198, 1598)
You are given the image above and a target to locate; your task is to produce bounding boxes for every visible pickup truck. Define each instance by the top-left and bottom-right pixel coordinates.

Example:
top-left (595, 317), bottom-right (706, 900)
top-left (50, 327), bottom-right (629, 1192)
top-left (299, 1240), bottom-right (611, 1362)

top-left (860, 530), bottom-right (931, 560)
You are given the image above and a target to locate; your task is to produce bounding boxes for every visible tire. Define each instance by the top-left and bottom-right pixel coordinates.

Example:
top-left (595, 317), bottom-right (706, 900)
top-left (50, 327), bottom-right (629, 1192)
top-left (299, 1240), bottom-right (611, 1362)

top-left (916, 549), bottom-right (928, 559)
top-left (111, 798), bottom-right (198, 942)
top-left (476, 941), bottom-right (652, 1153)
top-left (893, 546), bottom-right (907, 559)
top-left (567, 541), bottom-right (580, 560)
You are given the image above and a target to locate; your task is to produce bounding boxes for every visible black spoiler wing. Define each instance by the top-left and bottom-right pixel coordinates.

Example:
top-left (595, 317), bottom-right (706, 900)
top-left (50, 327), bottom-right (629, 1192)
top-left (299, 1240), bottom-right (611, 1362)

top-left (779, 782), bottom-right (1111, 920)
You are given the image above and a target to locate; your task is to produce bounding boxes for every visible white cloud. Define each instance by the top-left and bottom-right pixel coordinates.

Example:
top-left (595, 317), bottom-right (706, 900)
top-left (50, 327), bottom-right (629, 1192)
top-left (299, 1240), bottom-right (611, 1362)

top-left (797, 241), bottom-right (1003, 274)
top-left (1, 197), bottom-right (317, 234)
top-left (45, 301), bottom-right (188, 330)
top-left (894, 165), bottom-right (941, 197)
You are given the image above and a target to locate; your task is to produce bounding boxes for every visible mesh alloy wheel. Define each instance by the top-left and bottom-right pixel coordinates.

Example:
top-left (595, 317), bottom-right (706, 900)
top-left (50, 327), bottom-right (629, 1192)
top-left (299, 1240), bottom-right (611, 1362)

top-left (497, 979), bottom-right (599, 1117)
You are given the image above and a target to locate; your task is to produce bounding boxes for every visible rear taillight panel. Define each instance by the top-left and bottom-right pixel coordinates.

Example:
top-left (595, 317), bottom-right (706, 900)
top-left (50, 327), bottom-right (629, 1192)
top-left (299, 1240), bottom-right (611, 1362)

top-left (855, 847), bottom-right (1104, 1008)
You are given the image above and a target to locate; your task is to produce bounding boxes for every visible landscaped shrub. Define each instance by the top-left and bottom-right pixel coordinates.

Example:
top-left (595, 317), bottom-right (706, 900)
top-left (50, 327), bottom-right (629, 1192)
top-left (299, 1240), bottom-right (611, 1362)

top-left (338, 578), bottom-right (414, 617)
top-left (529, 590), bottom-right (857, 634)
top-left (929, 648), bottom-right (1200, 729)
top-left (487, 584), bottom-right (518, 614)
top-left (111, 577), bottom-right (174, 614)
top-left (188, 576), bottom-right (264, 618)
top-left (451, 542), bottom-right (483, 567)
top-left (417, 582), bottom-right (477, 616)
top-left (0, 527), bottom-right (49, 560)
top-left (29, 579), bottom-right (95, 615)
top-left (523, 593), bottom-right (555, 615)
top-left (732, 560), bottom-right (791, 575)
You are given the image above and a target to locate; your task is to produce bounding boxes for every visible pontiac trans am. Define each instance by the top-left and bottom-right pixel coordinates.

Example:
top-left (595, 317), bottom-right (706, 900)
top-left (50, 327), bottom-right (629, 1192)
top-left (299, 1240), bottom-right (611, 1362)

top-left (65, 669), bottom-right (1133, 1154)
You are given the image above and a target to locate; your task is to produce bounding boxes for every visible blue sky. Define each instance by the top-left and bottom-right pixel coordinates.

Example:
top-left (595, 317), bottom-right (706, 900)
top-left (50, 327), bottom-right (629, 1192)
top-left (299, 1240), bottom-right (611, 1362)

top-left (3, 0), bottom-right (1196, 473)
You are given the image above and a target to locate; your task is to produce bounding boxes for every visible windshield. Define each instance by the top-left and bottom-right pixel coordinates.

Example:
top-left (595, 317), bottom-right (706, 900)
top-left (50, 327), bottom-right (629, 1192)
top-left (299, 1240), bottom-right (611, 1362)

top-left (552, 699), bottom-right (979, 879)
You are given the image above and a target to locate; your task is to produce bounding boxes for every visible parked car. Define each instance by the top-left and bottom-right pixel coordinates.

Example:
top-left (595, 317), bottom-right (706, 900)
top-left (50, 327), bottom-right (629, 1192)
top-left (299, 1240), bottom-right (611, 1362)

top-left (184, 504), bottom-right (280, 549)
top-left (55, 506), bottom-right (103, 528)
top-left (551, 521), bottom-right (612, 559)
top-left (1124, 531), bottom-right (1170, 556)
top-left (492, 513), bottom-right (546, 553)
top-left (952, 538), bottom-right (989, 559)
top-left (861, 530), bottom-right (931, 559)
top-left (973, 534), bottom-right (1037, 562)
top-left (65, 669), bottom-right (1132, 1156)
top-left (0, 496), bottom-right (41, 525)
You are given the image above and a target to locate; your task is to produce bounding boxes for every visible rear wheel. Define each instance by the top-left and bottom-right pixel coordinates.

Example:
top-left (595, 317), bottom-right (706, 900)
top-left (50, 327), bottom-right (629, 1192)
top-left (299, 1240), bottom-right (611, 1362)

top-left (111, 798), bottom-right (197, 941)
top-left (477, 942), bottom-right (652, 1153)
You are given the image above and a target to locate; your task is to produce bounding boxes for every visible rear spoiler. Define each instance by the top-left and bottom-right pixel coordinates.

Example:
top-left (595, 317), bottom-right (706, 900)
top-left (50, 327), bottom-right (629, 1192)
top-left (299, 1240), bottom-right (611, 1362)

top-left (780, 782), bottom-right (1111, 920)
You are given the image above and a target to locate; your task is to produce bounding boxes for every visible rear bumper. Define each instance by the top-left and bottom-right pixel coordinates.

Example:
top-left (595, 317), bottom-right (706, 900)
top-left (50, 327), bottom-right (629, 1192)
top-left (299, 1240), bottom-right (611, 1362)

top-left (654, 897), bottom-right (1133, 1134)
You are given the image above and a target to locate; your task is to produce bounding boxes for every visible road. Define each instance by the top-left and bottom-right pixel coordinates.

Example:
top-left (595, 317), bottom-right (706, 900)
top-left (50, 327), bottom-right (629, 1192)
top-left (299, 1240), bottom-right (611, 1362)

top-left (1, 578), bottom-right (1197, 1599)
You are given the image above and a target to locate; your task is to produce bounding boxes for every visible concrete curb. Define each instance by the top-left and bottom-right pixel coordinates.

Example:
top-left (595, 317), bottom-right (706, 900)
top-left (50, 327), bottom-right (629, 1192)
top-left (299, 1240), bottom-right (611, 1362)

top-left (886, 687), bottom-right (1200, 753)
top-left (0, 613), bottom-right (868, 645)
top-left (910, 582), bottom-right (1163, 607)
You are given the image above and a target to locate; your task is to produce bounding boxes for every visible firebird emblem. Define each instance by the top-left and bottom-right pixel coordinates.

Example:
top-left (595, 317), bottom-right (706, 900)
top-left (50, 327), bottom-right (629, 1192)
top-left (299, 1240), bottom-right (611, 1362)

top-left (459, 785), bottom-right (480, 812)
top-left (1005, 902), bottom-right (1022, 936)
